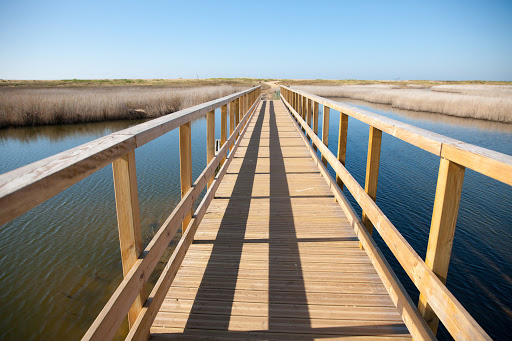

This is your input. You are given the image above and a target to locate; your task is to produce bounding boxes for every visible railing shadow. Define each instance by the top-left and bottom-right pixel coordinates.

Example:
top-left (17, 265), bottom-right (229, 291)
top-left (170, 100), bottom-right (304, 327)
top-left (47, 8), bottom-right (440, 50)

top-left (268, 101), bottom-right (312, 338)
top-left (183, 102), bottom-right (267, 330)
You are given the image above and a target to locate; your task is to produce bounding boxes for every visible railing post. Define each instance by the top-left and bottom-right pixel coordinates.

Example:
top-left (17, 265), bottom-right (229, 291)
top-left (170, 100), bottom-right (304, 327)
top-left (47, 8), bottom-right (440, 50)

top-left (312, 101), bottom-right (319, 150)
top-left (229, 101), bottom-right (235, 153)
top-left (302, 96), bottom-right (307, 122)
top-left (221, 104), bottom-right (227, 165)
top-left (321, 105), bottom-right (330, 166)
top-left (112, 150), bottom-right (145, 328)
top-left (418, 157), bottom-right (465, 334)
top-left (361, 126), bottom-right (382, 248)
top-left (207, 110), bottom-right (215, 188)
top-left (308, 98), bottom-right (313, 128)
top-left (179, 122), bottom-right (192, 232)
top-left (235, 97), bottom-right (240, 138)
top-left (336, 112), bottom-right (349, 189)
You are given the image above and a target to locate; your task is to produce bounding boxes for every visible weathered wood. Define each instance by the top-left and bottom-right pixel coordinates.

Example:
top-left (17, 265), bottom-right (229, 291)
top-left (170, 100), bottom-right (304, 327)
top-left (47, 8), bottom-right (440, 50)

top-left (207, 110), bottom-right (215, 188)
top-left (418, 158), bottom-right (465, 334)
top-left (180, 122), bottom-right (193, 232)
top-left (321, 105), bottom-right (330, 166)
top-left (336, 111), bottom-right (349, 189)
top-left (281, 93), bottom-right (491, 341)
top-left (361, 126), bottom-right (382, 247)
top-left (112, 150), bottom-right (145, 329)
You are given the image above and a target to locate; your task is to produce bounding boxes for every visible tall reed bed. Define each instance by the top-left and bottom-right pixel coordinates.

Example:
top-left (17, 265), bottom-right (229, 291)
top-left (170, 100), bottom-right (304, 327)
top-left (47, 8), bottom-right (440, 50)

top-left (0, 86), bottom-right (246, 128)
top-left (293, 85), bottom-right (512, 123)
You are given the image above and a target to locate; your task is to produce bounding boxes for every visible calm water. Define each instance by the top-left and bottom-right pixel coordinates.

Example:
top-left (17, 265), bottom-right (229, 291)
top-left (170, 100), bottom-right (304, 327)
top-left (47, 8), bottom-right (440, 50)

top-left (0, 101), bottom-right (511, 340)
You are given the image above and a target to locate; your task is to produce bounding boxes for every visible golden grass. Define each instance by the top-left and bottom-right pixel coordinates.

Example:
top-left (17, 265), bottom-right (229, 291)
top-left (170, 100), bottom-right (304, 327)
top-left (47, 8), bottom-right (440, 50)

top-left (293, 85), bottom-right (512, 123)
top-left (0, 86), bottom-right (247, 128)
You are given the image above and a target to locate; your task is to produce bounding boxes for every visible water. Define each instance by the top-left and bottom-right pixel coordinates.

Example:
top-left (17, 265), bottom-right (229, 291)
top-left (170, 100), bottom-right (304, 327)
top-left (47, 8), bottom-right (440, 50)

top-left (0, 109), bottom-right (228, 340)
top-left (0, 101), bottom-right (511, 340)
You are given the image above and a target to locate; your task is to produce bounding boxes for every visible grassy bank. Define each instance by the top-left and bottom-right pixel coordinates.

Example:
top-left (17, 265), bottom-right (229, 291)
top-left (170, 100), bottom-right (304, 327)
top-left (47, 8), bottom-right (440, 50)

top-left (0, 85), bottom-right (248, 128)
top-left (292, 84), bottom-right (512, 123)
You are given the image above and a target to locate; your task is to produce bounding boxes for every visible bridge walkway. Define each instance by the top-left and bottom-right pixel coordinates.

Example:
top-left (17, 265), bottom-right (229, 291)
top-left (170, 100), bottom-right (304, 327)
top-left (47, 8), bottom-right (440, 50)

top-left (150, 100), bottom-right (411, 340)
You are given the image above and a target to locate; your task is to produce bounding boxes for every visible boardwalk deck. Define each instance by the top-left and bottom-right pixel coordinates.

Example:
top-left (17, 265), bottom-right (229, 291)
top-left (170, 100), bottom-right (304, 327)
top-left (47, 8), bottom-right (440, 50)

top-left (150, 100), bottom-right (411, 340)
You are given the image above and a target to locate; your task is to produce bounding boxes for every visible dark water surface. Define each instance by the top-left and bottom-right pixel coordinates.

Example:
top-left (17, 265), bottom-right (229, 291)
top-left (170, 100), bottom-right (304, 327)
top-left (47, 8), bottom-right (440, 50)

top-left (0, 101), bottom-right (511, 340)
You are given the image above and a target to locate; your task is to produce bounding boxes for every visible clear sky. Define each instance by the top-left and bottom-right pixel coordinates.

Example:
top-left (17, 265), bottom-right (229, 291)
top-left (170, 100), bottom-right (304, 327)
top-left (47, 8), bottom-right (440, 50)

top-left (1, 0), bottom-right (511, 80)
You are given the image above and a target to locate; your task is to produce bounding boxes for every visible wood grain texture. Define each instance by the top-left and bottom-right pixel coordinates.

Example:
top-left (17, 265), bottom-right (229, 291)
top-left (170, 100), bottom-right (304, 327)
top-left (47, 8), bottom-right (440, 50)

top-left (207, 110), bottom-right (215, 188)
top-left (151, 101), bottom-right (412, 340)
top-left (336, 111), bottom-right (349, 189)
top-left (112, 150), bottom-right (145, 328)
top-left (361, 126), bottom-right (382, 244)
top-left (321, 105), bottom-right (330, 166)
top-left (418, 158), bottom-right (465, 334)
top-left (180, 122), bottom-right (193, 232)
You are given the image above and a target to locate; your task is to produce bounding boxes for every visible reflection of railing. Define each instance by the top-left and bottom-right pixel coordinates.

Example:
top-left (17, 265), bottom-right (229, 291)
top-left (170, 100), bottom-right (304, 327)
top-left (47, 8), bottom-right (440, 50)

top-left (281, 85), bottom-right (510, 340)
top-left (0, 85), bottom-right (261, 340)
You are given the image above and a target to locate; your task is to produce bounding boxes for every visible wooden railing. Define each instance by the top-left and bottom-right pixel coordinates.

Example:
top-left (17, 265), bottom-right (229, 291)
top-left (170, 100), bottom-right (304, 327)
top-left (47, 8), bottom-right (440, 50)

top-left (281, 86), bottom-right (512, 341)
top-left (0, 85), bottom-right (261, 340)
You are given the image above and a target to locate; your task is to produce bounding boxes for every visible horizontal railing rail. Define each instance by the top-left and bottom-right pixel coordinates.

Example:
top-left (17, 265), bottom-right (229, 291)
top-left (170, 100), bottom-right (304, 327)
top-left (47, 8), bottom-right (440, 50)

top-left (0, 85), bottom-right (261, 340)
top-left (280, 86), bottom-right (507, 341)
top-left (0, 86), bottom-right (260, 227)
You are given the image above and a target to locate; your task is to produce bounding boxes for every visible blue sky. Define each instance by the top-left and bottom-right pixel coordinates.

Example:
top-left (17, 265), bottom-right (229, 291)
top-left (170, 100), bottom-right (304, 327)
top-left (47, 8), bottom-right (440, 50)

top-left (1, 0), bottom-right (511, 80)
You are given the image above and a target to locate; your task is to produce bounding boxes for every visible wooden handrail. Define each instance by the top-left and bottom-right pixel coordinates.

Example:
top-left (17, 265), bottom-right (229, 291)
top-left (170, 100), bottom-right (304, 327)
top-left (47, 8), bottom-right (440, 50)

top-left (281, 87), bottom-right (497, 341)
top-left (281, 86), bottom-right (512, 186)
top-left (81, 89), bottom-right (261, 340)
top-left (0, 86), bottom-right (261, 227)
top-left (0, 85), bottom-right (260, 340)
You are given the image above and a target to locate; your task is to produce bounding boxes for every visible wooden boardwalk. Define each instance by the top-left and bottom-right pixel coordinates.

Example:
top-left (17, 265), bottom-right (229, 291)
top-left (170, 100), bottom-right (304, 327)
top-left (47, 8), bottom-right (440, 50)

top-left (150, 100), bottom-right (411, 340)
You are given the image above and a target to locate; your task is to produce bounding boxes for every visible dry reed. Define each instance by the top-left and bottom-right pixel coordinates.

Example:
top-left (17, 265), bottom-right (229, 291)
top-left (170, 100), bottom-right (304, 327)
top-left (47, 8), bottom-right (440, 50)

top-left (293, 85), bottom-right (512, 123)
top-left (0, 86), bottom-right (246, 128)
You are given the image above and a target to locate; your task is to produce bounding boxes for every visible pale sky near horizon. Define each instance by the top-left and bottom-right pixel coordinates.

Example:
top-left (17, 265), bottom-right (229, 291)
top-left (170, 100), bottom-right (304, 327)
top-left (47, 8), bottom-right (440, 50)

top-left (0, 0), bottom-right (511, 81)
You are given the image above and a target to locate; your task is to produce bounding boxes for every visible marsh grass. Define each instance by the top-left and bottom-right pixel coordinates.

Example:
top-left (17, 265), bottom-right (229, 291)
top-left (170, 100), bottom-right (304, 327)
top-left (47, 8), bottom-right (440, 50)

top-left (294, 85), bottom-right (512, 123)
top-left (0, 86), bottom-right (246, 128)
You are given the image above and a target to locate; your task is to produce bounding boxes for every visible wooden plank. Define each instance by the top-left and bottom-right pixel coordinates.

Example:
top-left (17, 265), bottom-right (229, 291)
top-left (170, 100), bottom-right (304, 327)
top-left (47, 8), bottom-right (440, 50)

top-left (321, 105), bottom-right (330, 166)
top-left (312, 101), bottom-right (319, 151)
top-left (281, 94), bottom-right (491, 341)
top-left (441, 141), bottom-right (512, 186)
top-left (336, 111), bottom-right (349, 189)
top-left (229, 101), bottom-right (235, 154)
top-left (361, 126), bottom-right (382, 248)
top-left (207, 110), bottom-right (215, 188)
top-left (112, 150), bottom-right (145, 329)
top-left (221, 104), bottom-right (227, 165)
top-left (180, 122), bottom-right (193, 232)
top-left (418, 158), bottom-right (465, 334)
